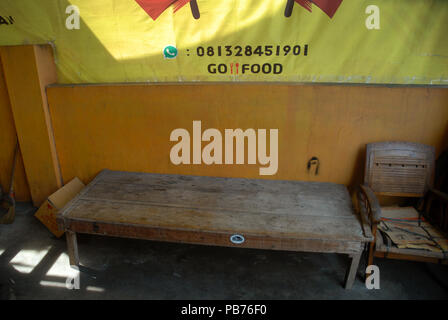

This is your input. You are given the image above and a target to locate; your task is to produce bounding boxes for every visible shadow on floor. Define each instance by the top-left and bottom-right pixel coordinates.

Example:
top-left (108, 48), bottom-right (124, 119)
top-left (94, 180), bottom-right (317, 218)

top-left (0, 203), bottom-right (447, 300)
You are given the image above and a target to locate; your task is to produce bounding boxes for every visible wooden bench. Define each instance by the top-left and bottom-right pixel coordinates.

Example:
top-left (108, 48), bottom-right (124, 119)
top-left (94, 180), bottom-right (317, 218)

top-left (58, 170), bottom-right (372, 289)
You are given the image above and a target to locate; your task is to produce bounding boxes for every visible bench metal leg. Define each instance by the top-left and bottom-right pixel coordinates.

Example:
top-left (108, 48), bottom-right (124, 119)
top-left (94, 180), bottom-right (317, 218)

top-left (66, 230), bottom-right (79, 266)
top-left (344, 253), bottom-right (361, 289)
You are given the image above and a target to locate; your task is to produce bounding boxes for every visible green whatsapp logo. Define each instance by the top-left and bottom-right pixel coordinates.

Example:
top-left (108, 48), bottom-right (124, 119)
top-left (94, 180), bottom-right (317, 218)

top-left (163, 45), bottom-right (178, 59)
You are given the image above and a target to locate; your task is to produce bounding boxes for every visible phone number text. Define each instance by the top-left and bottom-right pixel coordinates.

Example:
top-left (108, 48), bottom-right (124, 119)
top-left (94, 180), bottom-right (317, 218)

top-left (194, 45), bottom-right (309, 57)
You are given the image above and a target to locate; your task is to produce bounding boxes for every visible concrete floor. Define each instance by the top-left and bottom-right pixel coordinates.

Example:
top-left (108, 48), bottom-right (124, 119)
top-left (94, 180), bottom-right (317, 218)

top-left (0, 203), bottom-right (447, 300)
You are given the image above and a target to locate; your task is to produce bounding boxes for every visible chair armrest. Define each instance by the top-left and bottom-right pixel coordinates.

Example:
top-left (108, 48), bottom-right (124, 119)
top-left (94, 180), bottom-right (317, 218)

top-left (428, 187), bottom-right (448, 202)
top-left (358, 185), bottom-right (382, 223)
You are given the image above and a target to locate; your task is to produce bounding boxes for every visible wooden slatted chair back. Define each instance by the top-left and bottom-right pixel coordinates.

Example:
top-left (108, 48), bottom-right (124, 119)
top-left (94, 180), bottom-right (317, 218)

top-left (364, 142), bottom-right (435, 197)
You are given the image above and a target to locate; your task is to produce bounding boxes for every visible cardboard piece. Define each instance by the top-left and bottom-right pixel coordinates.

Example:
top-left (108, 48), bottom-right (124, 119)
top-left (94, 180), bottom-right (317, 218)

top-left (34, 177), bottom-right (85, 237)
top-left (379, 207), bottom-right (448, 252)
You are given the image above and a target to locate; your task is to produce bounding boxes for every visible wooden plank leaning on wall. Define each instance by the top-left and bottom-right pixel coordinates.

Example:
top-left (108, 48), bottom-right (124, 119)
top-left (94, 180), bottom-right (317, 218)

top-left (0, 45), bottom-right (62, 206)
top-left (0, 51), bottom-right (30, 202)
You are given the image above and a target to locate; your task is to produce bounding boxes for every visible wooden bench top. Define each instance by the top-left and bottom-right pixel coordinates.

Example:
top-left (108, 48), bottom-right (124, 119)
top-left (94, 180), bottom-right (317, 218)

top-left (58, 170), bottom-right (372, 253)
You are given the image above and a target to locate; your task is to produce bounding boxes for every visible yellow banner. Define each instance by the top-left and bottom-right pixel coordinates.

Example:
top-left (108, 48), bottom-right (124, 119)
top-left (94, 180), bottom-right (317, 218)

top-left (0, 0), bottom-right (447, 84)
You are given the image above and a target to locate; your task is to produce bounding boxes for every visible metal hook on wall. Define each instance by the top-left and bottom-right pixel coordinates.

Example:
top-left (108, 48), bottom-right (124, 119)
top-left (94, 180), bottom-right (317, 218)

top-left (307, 156), bottom-right (320, 175)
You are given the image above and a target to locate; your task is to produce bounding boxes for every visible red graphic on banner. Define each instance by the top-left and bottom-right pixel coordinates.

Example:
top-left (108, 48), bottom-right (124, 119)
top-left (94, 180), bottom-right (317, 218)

top-left (285, 0), bottom-right (343, 18)
top-left (135, 0), bottom-right (342, 21)
top-left (135, 0), bottom-right (200, 20)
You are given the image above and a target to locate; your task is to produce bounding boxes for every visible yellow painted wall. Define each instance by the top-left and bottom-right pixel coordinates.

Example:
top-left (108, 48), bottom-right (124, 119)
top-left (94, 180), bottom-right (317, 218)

top-left (1, 43), bottom-right (446, 208)
top-left (47, 84), bottom-right (448, 189)
top-left (0, 51), bottom-right (31, 201)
